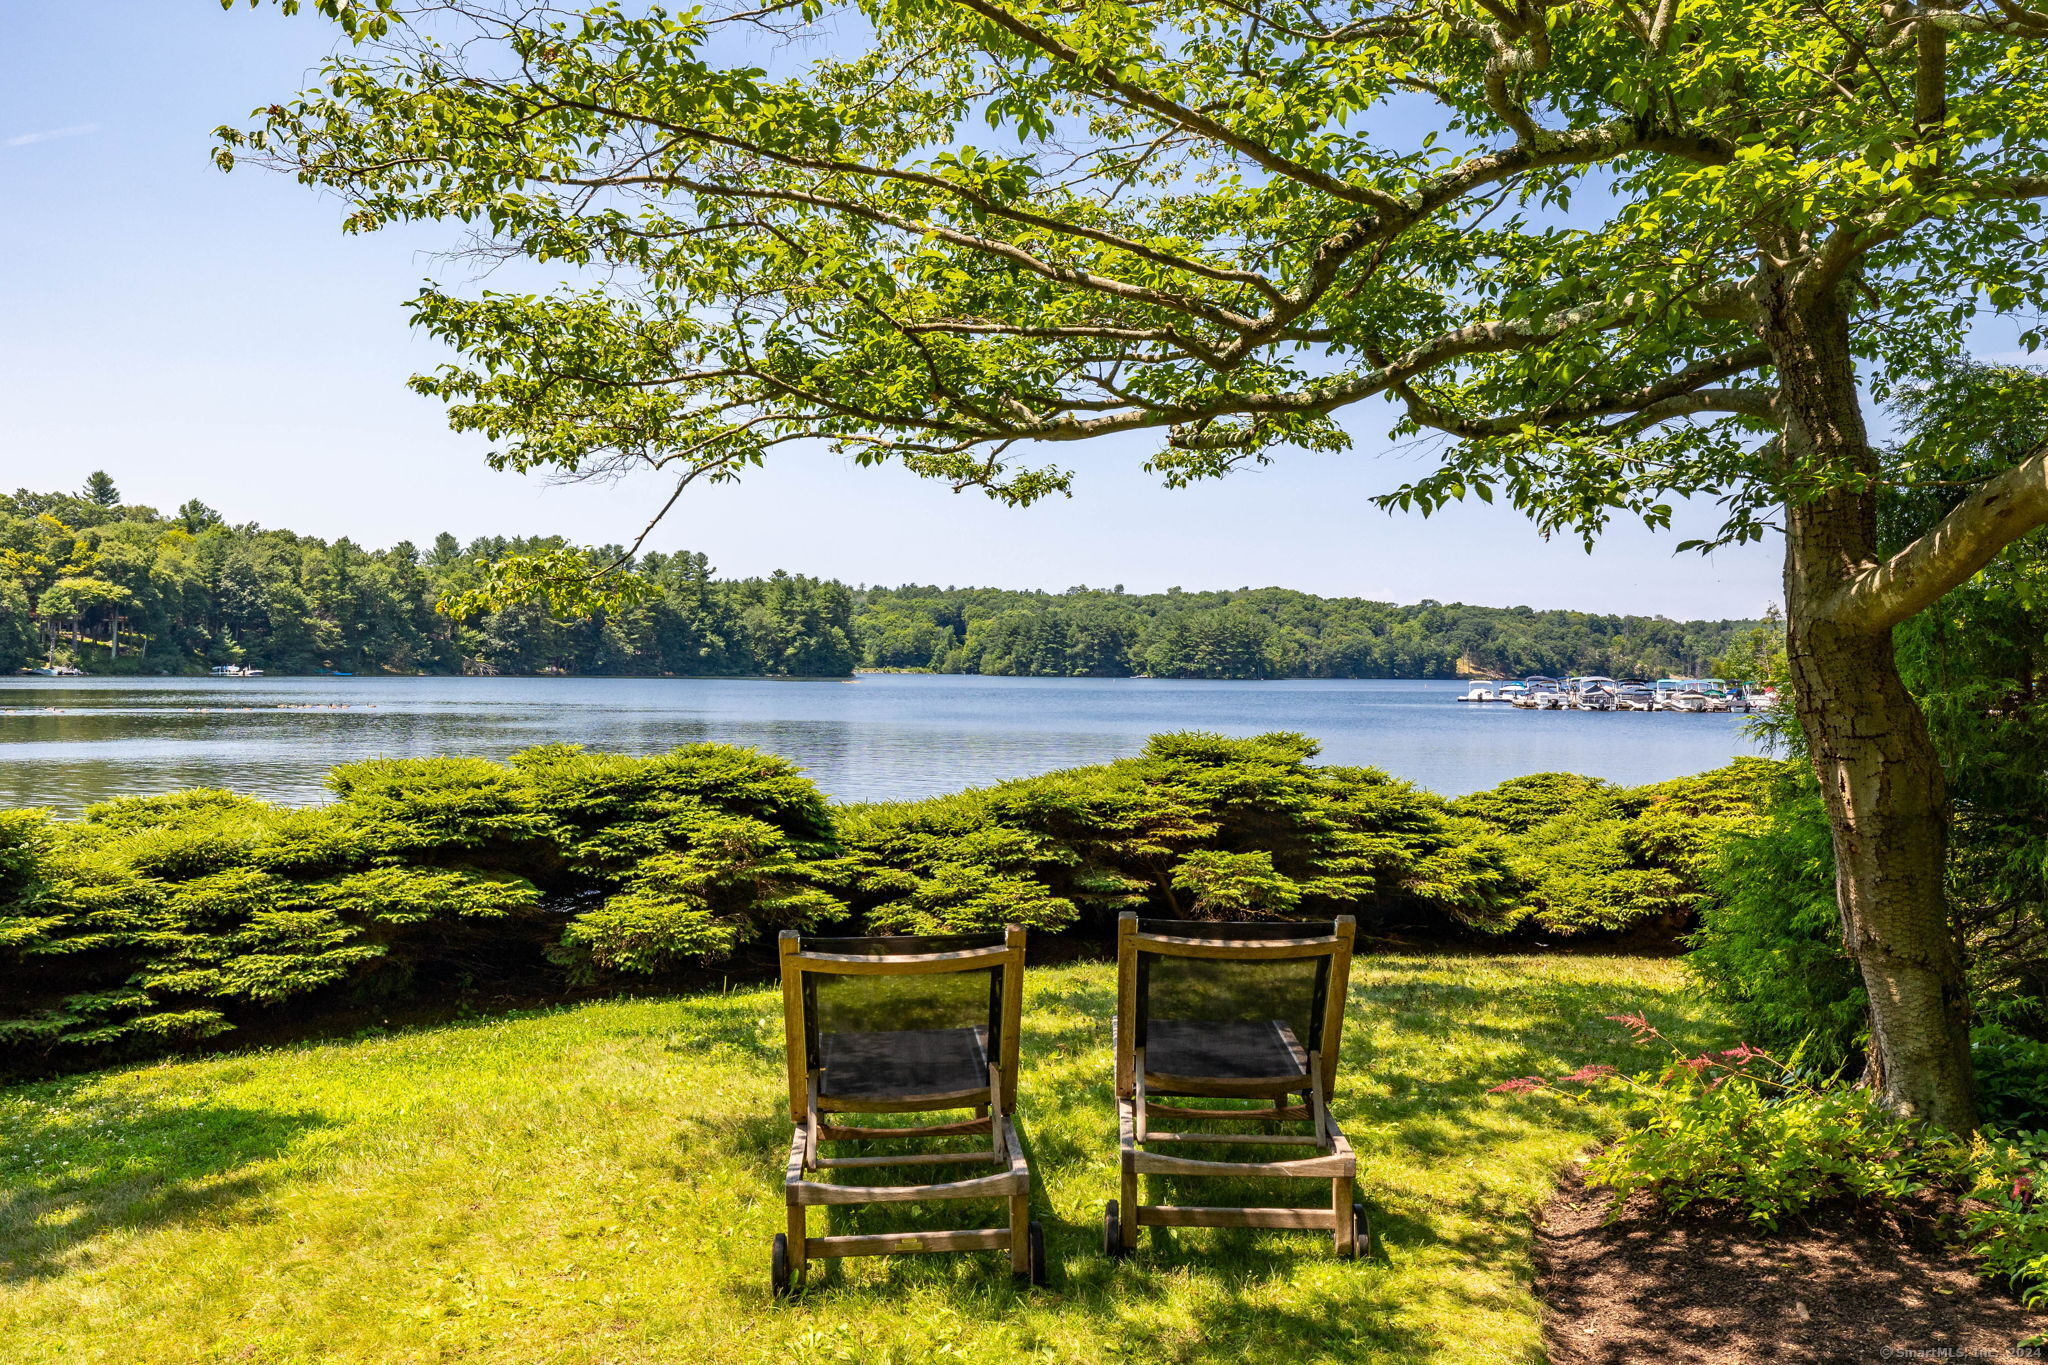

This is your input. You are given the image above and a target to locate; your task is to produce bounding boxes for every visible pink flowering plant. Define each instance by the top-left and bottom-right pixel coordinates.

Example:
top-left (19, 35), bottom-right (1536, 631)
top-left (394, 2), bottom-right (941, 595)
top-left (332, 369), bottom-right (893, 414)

top-left (1490, 1014), bottom-right (1971, 1229)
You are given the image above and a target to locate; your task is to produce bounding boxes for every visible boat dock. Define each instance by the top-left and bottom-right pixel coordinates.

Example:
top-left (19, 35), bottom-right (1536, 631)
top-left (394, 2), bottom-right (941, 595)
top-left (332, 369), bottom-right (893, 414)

top-left (1455, 677), bottom-right (1775, 712)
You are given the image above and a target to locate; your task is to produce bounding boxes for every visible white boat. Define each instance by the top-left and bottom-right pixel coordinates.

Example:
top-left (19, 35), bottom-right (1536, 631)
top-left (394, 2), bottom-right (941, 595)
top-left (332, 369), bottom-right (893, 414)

top-left (1456, 683), bottom-right (1497, 703)
top-left (1571, 676), bottom-right (1619, 710)
top-left (1613, 683), bottom-right (1657, 711)
top-left (1664, 690), bottom-right (1711, 712)
top-left (1494, 682), bottom-right (1529, 705)
top-left (209, 665), bottom-right (265, 678)
top-left (27, 665), bottom-right (85, 677)
top-left (1717, 680), bottom-right (1765, 712)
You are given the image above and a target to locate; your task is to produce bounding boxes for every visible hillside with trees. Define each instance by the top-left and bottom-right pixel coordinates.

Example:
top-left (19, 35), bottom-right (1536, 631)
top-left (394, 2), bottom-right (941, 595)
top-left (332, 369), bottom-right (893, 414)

top-left (0, 478), bottom-right (1760, 680)
top-left (856, 584), bottom-right (1766, 680)
top-left (0, 480), bottom-right (857, 679)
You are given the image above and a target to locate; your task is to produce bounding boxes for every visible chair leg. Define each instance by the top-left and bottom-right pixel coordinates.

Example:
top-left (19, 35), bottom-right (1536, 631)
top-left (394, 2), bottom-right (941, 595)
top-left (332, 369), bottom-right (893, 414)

top-left (787, 1203), bottom-right (808, 1280)
top-left (1119, 1169), bottom-right (1140, 1251)
top-left (1009, 1192), bottom-right (1032, 1276)
top-left (1120, 1166), bottom-right (1139, 1251)
top-left (1331, 1173), bottom-right (1356, 1258)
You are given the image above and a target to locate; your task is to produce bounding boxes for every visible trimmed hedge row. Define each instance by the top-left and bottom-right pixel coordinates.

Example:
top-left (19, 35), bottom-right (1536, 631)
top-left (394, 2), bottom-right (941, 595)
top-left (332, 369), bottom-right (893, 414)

top-left (0, 743), bottom-right (839, 1069)
top-left (0, 734), bottom-right (1776, 1074)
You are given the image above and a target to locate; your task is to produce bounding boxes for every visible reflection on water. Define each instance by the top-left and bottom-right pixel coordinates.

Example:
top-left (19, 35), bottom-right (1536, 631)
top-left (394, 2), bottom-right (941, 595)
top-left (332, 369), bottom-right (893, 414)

top-left (0, 674), bottom-right (1764, 813)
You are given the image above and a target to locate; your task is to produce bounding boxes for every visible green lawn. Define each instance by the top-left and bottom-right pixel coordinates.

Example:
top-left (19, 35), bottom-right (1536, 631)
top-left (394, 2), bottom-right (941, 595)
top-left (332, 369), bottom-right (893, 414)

top-left (0, 953), bottom-right (1725, 1364)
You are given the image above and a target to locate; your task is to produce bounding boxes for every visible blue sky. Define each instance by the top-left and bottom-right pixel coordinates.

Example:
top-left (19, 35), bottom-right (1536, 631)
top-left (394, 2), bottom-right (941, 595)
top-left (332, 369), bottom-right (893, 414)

top-left (3, 2), bottom-right (1805, 618)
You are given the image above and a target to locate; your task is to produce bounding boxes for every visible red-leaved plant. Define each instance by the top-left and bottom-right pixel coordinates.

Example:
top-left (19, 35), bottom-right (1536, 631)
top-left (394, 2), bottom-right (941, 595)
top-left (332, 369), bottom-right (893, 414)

top-left (1487, 1014), bottom-right (1790, 1103)
top-left (1488, 1014), bottom-right (1972, 1228)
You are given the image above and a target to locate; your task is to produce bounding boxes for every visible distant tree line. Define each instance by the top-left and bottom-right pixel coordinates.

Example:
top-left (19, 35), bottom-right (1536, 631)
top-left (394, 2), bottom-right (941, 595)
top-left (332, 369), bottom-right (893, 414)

top-left (0, 480), bottom-right (856, 678)
top-left (858, 584), bottom-right (1766, 680)
top-left (1, 478), bottom-right (1761, 679)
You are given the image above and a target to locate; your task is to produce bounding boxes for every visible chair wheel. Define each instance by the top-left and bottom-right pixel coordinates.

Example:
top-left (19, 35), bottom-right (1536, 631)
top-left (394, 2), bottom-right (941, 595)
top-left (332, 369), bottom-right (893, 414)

top-left (771, 1232), bottom-right (793, 1297)
top-left (1346, 1201), bottom-right (1371, 1260)
top-left (1103, 1198), bottom-right (1127, 1260)
top-left (1029, 1219), bottom-right (1049, 1287)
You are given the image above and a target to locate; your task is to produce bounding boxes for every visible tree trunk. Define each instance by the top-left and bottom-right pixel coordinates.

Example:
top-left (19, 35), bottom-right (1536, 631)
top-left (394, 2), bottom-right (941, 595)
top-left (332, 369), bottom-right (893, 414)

top-left (1768, 278), bottom-right (1976, 1131)
top-left (1784, 589), bottom-right (1972, 1127)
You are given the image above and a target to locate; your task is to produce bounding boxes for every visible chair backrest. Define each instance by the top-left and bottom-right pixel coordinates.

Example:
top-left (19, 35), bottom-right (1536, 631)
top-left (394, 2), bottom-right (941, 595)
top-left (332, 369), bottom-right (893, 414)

top-left (1114, 913), bottom-right (1355, 1098)
top-left (778, 927), bottom-right (1026, 1119)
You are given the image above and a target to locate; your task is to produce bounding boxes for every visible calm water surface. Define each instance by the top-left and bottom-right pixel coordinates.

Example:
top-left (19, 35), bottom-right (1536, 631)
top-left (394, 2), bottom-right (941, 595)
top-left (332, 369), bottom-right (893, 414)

top-left (0, 674), bottom-right (1762, 812)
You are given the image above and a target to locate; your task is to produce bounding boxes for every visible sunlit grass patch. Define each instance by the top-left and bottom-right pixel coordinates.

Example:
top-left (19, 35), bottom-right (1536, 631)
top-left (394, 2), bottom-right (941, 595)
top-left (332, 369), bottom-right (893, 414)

top-left (0, 954), bottom-right (1723, 1364)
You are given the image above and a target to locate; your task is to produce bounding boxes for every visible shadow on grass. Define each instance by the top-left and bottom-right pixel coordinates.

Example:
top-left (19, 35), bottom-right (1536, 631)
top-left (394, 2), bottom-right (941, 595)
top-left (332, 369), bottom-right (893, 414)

top-left (702, 950), bottom-right (1724, 1360)
top-left (658, 987), bottom-right (785, 1065)
top-left (766, 1172), bottom-right (1479, 1363)
top-left (0, 1088), bottom-right (326, 1283)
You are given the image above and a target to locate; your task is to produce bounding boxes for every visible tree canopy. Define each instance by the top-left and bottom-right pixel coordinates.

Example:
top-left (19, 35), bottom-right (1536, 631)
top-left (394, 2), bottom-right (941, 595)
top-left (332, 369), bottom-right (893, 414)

top-left (221, 0), bottom-right (2047, 547)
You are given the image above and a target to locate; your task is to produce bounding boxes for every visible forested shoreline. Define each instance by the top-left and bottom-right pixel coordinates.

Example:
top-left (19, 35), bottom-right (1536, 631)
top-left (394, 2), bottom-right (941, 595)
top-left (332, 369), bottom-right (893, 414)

top-left (2, 479), bottom-right (1764, 681)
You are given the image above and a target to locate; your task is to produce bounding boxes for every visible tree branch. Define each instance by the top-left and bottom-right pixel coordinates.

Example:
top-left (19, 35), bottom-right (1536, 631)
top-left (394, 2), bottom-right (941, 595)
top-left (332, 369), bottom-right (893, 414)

top-left (1837, 438), bottom-right (2048, 629)
top-left (598, 170), bottom-right (1265, 331)
top-left (945, 0), bottom-right (1408, 213)
top-left (1401, 345), bottom-right (1776, 438)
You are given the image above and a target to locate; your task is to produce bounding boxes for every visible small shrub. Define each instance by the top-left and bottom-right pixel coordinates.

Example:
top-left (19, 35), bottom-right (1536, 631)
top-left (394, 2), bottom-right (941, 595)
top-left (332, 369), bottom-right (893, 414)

top-left (1172, 849), bottom-right (1302, 916)
top-left (558, 895), bottom-right (736, 976)
top-left (1491, 1016), bottom-right (1969, 1228)
top-left (861, 861), bottom-right (1074, 935)
top-left (1452, 759), bottom-right (1779, 937)
top-left (115, 814), bottom-right (270, 882)
top-left (1966, 1129), bottom-right (2048, 1307)
top-left (1973, 1021), bottom-right (2048, 1130)
top-left (1687, 771), bottom-right (1866, 1065)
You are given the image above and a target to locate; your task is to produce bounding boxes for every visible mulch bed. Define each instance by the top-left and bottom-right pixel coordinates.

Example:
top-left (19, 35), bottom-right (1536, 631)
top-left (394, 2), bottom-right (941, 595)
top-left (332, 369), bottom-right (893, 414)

top-left (1538, 1167), bottom-right (2047, 1364)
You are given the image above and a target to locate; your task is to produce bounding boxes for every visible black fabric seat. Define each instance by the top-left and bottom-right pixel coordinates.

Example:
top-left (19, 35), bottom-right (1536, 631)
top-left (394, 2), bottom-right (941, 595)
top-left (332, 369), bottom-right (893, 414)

top-left (1145, 1018), bottom-right (1308, 1081)
top-left (818, 1026), bottom-right (991, 1100)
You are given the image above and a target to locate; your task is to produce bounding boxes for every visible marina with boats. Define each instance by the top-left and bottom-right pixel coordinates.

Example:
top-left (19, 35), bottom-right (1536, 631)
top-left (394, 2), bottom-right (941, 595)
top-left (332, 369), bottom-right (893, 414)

top-left (1456, 676), bottom-right (1775, 712)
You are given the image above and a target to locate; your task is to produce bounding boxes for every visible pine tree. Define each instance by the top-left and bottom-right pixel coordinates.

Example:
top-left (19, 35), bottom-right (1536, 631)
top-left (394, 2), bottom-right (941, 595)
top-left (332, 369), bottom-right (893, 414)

top-left (177, 499), bottom-right (222, 534)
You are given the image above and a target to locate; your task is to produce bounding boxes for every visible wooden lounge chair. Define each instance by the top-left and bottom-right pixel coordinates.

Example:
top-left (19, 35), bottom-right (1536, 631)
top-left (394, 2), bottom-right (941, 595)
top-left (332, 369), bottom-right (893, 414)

top-left (773, 927), bottom-right (1044, 1295)
top-left (1106, 912), bottom-right (1366, 1259)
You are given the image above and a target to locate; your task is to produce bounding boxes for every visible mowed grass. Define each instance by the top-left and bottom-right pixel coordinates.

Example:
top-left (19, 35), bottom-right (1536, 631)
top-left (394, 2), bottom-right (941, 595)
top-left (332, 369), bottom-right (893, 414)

top-left (0, 953), bottom-right (1725, 1364)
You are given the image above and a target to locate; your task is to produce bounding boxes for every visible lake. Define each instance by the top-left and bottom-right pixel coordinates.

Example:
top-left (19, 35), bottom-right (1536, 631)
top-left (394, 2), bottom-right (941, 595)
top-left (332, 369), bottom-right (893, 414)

top-left (0, 674), bottom-right (1764, 813)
